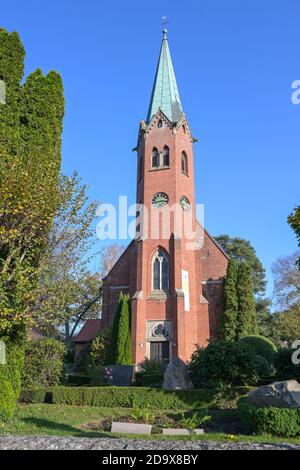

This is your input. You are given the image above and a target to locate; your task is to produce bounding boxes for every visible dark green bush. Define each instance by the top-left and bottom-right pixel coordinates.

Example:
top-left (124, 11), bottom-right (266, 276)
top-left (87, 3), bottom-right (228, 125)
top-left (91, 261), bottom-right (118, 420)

top-left (238, 397), bottom-right (300, 437)
top-left (67, 374), bottom-right (91, 386)
top-left (22, 338), bottom-right (66, 388)
top-left (253, 354), bottom-right (272, 377)
top-left (89, 327), bottom-right (112, 367)
top-left (20, 388), bottom-right (52, 404)
top-left (189, 340), bottom-right (259, 388)
top-left (239, 335), bottom-right (277, 364)
top-left (135, 358), bottom-right (164, 387)
top-left (138, 374), bottom-right (164, 388)
top-left (0, 339), bottom-right (24, 420)
top-left (274, 348), bottom-right (300, 381)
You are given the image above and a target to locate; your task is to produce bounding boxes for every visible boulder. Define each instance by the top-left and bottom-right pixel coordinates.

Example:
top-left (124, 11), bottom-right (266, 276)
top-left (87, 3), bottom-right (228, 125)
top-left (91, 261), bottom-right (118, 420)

top-left (163, 357), bottom-right (193, 390)
top-left (248, 380), bottom-right (300, 408)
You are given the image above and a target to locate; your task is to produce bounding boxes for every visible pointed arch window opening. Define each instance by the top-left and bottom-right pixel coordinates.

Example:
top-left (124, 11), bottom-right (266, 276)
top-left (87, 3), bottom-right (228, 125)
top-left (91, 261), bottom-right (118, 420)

top-left (152, 248), bottom-right (169, 291)
top-left (163, 146), bottom-right (169, 167)
top-left (152, 148), bottom-right (159, 168)
top-left (181, 151), bottom-right (188, 175)
top-left (151, 146), bottom-right (170, 169)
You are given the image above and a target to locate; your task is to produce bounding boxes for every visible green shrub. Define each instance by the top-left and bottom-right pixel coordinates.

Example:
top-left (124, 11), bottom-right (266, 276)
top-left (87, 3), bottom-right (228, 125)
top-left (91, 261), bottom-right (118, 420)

top-left (253, 354), bottom-right (272, 377)
top-left (136, 358), bottom-right (164, 387)
top-left (239, 335), bottom-right (277, 364)
top-left (138, 358), bottom-right (164, 375)
top-left (90, 366), bottom-right (105, 386)
top-left (22, 338), bottom-right (66, 388)
top-left (238, 397), bottom-right (300, 437)
top-left (0, 339), bottom-right (24, 420)
top-left (89, 327), bottom-right (112, 367)
top-left (189, 340), bottom-right (259, 388)
top-left (274, 348), bottom-right (300, 381)
top-left (20, 388), bottom-right (52, 404)
top-left (20, 385), bottom-right (249, 410)
top-left (67, 374), bottom-right (91, 386)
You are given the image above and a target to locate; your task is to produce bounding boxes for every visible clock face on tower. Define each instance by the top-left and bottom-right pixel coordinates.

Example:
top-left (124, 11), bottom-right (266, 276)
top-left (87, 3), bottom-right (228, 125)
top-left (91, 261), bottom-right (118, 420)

top-left (180, 196), bottom-right (191, 211)
top-left (152, 192), bottom-right (169, 208)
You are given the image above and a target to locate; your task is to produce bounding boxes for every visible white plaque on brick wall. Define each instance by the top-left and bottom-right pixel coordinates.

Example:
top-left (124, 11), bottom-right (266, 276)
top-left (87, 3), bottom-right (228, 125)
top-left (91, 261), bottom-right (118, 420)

top-left (181, 270), bottom-right (190, 311)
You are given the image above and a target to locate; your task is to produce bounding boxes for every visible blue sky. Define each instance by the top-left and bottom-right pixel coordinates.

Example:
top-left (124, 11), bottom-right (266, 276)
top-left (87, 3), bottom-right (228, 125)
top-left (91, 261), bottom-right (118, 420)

top-left (2, 0), bottom-right (299, 301)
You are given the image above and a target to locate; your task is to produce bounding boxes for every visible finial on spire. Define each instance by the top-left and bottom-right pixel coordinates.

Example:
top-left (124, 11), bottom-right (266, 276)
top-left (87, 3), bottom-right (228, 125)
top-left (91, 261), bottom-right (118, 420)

top-left (162, 16), bottom-right (168, 38)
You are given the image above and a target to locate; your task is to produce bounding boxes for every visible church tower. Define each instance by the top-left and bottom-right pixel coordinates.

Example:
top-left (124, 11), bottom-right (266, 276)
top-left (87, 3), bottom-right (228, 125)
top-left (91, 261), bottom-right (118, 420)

top-left (102, 29), bottom-right (228, 365)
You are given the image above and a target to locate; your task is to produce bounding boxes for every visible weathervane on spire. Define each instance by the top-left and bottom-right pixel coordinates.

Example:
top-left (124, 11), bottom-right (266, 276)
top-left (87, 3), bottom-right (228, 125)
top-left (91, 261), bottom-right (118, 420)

top-left (162, 16), bottom-right (168, 38)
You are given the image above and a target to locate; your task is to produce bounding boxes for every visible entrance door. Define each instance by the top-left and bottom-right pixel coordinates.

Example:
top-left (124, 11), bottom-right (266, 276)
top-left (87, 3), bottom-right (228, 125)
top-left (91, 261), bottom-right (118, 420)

top-left (150, 341), bottom-right (170, 364)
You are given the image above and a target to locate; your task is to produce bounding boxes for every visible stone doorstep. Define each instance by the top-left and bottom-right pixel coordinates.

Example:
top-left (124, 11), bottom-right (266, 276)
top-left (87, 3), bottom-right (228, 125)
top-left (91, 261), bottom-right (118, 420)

top-left (111, 422), bottom-right (152, 435)
top-left (162, 428), bottom-right (204, 436)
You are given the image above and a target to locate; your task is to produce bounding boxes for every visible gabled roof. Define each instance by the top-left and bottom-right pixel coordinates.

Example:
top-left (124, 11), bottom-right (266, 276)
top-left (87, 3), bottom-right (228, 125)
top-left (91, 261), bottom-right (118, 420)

top-left (146, 29), bottom-right (183, 124)
top-left (72, 319), bottom-right (102, 343)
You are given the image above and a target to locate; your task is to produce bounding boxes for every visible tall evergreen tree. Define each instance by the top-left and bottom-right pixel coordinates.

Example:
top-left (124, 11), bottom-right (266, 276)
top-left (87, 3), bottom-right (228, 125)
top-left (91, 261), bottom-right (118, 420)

top-left (110, 293), bottom-right (132, 365)
top-left (236, 262), bottom-right (258, 339)
top-left (221, 258), bottom-right (238, 340)
top-left (0, 29), bottom-right (64, 418)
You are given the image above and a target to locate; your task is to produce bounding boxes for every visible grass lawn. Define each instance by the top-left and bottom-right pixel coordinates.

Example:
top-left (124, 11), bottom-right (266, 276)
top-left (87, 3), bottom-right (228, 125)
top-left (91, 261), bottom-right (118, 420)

top-left (0, 404), bottom-right (300, 445)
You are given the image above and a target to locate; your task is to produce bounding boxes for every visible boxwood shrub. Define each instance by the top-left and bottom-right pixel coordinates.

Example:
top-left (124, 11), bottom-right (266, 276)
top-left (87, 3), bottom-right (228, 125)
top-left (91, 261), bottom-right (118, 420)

top-left (238, 397), bottom-right (300, 437)
top-left (239, 335), bottom-right (277, 364)
top-left (20, 386), bottom-right (214, 409)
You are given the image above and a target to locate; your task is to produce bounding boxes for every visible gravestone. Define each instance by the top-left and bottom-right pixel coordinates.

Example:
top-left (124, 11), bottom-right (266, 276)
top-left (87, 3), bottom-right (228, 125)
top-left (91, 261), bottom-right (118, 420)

top-left (163, 357), bottom-right (193, 390)
top-left (111, 422), bottom-right (152, 434)
top-left (248, 380), bottom-right (300, 408)
top-left (106, 365), bottom-right (133, 386)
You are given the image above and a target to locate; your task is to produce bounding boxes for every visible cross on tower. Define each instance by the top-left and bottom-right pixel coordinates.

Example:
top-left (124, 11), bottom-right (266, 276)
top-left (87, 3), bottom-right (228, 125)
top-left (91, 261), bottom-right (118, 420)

top-left (161, 16), bottom-right (168, 30)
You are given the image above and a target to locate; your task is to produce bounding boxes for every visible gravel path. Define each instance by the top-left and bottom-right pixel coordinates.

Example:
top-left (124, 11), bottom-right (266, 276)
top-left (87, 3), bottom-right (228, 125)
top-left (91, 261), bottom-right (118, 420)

top-left (0, 436), bottom-right (299, 450)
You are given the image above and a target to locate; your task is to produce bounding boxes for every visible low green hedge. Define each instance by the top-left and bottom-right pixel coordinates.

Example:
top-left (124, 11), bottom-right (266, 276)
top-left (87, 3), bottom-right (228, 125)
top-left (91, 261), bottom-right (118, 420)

top-left (238, 397), bottom-right (300, 437)
top-left (135, 373), bottom-right (164, 387)
top-left (21, 386), bottom-right (215, 409)
top-left (20, 385), bottom-right (250, 410)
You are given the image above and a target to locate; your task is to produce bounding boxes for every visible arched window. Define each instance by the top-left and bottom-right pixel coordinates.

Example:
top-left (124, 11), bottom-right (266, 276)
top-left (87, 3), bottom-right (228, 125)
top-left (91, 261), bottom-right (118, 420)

top-left (181, 151), bottom-right (188, 174)
top-left (152, 248), bottom-right (169, 291)
top-left (158, 119), bottom-right (163, 128)
top-left (162, 146), bottom-right (169, 166)
top-left (152, 147), bottom-right (159, 168)
top-left (182, 124), bottom-right (186, 134)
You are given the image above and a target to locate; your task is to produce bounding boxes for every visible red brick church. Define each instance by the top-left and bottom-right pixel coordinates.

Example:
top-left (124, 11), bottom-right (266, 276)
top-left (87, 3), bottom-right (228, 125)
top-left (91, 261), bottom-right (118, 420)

top-left (102, 29), bottom-right (228, 365)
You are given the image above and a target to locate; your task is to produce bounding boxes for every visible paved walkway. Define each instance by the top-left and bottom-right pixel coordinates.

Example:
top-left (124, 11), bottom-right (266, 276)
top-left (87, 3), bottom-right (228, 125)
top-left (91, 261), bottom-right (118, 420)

top-left (0, 436), bottom-right (299, 450)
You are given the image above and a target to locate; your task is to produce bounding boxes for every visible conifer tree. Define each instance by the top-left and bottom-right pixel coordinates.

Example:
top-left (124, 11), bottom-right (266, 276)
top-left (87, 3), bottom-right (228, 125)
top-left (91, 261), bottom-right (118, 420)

top-left (221, 258), bottom-right (238, 340)
top-left (110, 293), bottom-right (132, 365)
top-left (236, 262), bottom-right (258, 339)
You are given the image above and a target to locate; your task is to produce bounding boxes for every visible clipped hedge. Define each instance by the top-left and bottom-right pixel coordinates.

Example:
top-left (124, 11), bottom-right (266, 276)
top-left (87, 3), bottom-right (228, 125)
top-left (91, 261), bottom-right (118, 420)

top-left (239, 335), bottom-right (277, 364)
top-left (20, 385), bottom-right (251, 410)
top-left (238, 397), bottom-right (300, 437)
top-left (20, 386), bottom-right (214, 410)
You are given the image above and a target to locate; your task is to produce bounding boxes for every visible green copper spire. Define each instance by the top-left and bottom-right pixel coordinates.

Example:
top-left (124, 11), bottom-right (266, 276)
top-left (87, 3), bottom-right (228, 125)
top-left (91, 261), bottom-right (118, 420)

top-left (146, 29), bottom-right (183, 124)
